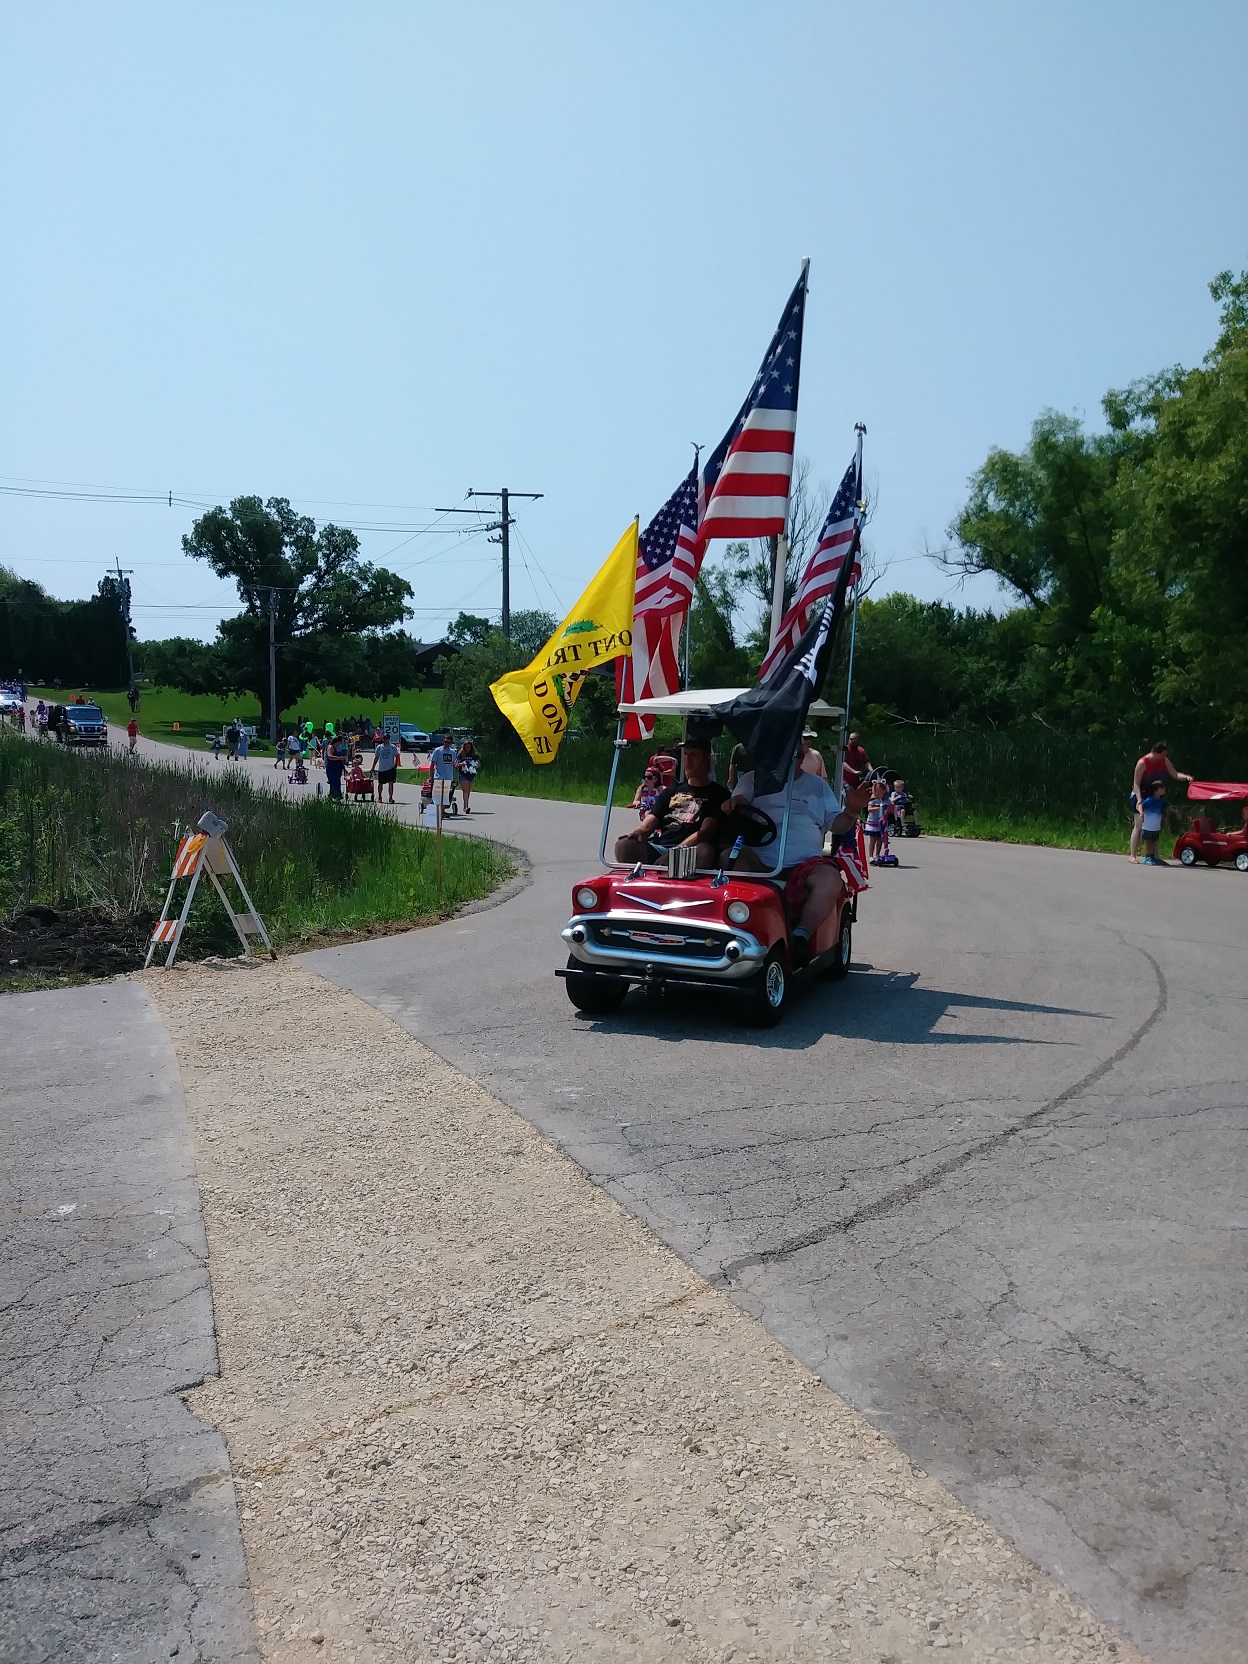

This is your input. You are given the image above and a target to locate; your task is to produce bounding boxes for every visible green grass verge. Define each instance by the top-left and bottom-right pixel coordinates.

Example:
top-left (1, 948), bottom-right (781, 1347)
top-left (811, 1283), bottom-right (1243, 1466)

top-left (29, 684), bottom-right (444, 754)
top-left (0, 734), bottom-right (513, 965)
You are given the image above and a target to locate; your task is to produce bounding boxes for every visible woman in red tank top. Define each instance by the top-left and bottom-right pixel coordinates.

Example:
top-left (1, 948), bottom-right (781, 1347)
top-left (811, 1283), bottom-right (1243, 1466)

top-left (1129, 741), bottom-right (1192, 862)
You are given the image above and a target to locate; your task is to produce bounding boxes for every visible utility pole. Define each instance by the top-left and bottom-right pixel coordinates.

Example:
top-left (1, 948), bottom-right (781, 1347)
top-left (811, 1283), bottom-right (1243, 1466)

top-left (268, 587), bottom-right (278, 743)
top-left (465, 488), bottom-right (543, 641)
top-left (111, 557), bottom-right (135, 694)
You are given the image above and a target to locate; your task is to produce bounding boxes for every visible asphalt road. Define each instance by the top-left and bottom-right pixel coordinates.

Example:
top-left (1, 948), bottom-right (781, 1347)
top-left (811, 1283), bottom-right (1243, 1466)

top-left (0, 981), bottom-right (257, 1663)
top-left (302, 789), bottom-right (1248, 1664)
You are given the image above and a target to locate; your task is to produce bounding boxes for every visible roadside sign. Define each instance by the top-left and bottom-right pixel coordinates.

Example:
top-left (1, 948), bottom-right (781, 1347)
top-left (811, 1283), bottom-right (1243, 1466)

top-left (382, 713), bottom-right (402, 744)
top-left (145, 816), bottom-right (274, 969)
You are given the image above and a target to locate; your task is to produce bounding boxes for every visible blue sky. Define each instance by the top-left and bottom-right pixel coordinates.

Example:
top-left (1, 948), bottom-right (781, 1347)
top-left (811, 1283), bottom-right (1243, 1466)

top-left (2, 1), bottom-right (1245, 645)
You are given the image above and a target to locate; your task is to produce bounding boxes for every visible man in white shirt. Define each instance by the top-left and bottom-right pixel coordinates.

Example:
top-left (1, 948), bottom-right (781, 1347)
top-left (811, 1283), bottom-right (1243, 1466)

top-left (371, 736), bottom-right (400, 803)
top-left (728, 756), bottom-right (871, 963)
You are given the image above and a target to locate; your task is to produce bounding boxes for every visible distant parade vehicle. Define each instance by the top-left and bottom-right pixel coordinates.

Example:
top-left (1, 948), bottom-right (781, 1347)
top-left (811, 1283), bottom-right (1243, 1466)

top-left (49, 702), bottom-right (108, 747)
top-left (558, 690), bottom-right (858, 1029)
top-left (1173, 782), bottom-right (1248, 872)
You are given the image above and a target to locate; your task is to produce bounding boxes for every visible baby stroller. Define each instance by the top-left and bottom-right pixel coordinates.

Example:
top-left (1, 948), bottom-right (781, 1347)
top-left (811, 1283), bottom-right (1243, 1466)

top-left (291, 756), bottom-right (309, 786)
top-left (420, 764), bottom-right (459, 816)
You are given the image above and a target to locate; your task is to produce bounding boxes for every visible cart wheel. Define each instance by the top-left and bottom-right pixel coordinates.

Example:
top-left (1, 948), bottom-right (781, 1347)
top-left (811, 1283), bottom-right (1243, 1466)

top-left (1236, 852), bottom-right (1248, 873)
top-left (1178, 846), bottom-right (1198, 866)
top-left (564, 958), bottom-right (628, 1015)
top-left (823, 913), bottom-right (853, 982)
top-left (740, 949), bottom-right (789, 1028)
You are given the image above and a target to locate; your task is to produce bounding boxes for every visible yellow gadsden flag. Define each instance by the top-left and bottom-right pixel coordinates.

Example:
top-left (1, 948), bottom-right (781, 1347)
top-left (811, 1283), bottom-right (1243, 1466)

top-left (490, 519), bottom-right (638, 764)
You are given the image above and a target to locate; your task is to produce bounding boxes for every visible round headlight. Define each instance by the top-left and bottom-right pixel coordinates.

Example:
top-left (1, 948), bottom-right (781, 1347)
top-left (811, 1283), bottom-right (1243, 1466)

top-left (726, 900), bottom-right (751, 925)
top-left (576, 886), bottom-right (601, 910)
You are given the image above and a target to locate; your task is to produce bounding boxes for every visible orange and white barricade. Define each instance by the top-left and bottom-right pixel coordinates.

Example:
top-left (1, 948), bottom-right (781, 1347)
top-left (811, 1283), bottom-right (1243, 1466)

top-left (145, 820), bottom-right (274, 969)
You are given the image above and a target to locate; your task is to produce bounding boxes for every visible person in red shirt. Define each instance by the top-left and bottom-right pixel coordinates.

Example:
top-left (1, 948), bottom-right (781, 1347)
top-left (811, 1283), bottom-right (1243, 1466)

top-left (126, 716), bottom-right (139, 755)
top-left (842, 731), bottom-right (872, 786)
top-left (1129, 741), bottom-right (1192, 861)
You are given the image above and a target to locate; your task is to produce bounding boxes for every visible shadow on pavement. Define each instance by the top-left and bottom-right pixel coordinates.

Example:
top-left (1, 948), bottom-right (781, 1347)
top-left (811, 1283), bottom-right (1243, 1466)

top-left (568, 966), bottom-right (1108, 1052)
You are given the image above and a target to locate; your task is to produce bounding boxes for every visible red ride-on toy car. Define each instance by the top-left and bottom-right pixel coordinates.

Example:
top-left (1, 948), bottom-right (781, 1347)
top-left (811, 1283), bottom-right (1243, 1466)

top-left (557, 689), bottom-right (857, 1027)
top-left (1172, 781), bottom-right (1248, 871)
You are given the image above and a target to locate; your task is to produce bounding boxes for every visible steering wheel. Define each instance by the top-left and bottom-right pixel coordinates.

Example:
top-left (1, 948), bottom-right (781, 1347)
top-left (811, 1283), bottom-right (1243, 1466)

top-left (733, 803), bottom-right (778, 848)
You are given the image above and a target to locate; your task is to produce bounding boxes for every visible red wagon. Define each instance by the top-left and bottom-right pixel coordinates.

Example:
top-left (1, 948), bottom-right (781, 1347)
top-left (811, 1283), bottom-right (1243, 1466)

top-left (1172, 782), bottom-right (1248, 871)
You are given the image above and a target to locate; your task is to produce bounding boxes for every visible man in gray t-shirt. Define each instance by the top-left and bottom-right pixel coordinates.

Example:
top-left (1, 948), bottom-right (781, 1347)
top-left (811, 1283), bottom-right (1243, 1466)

top-left (729, 758), bottom-right (871, 962)
top-left (372, 738), bottom-right (399, 803)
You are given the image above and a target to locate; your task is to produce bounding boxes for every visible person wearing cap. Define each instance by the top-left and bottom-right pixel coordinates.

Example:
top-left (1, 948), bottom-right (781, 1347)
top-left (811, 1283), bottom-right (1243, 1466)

top-left (800, 728), bottom-right (827, 780)
top-left (614, 735), bottom-right (729, 868)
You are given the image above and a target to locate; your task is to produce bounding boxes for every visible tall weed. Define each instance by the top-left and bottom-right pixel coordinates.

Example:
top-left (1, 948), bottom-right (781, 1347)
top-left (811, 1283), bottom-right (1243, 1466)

top-left (0, 736), bottom-right (513, 948)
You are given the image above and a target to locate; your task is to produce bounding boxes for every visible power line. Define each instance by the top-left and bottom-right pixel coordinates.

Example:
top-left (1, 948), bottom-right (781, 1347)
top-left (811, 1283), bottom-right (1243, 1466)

top-left (0, 481), bottom-right (496, 537)
top-left (512, 521), bottom-right (565, 612)
top-left (0, 473), bottom-right (465, 515)
top-left (463, 488), bottom-right (543, 641)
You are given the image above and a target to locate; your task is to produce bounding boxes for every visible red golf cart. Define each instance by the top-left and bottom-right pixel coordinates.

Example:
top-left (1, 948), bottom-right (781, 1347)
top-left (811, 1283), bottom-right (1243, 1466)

top-left (556, 690), bottom-right (856, 1027)
top-left (1172, 781), bottom-right (1248, 871)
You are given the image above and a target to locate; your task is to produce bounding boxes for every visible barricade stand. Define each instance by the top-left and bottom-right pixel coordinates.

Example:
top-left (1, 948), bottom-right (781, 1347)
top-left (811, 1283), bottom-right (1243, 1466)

top-left (145, 812), bottom-right (274, 969)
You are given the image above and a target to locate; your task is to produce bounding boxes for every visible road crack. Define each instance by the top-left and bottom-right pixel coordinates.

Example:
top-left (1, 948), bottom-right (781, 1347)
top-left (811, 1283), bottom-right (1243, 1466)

top-left (717, 947), bottom-right (1168, 1283)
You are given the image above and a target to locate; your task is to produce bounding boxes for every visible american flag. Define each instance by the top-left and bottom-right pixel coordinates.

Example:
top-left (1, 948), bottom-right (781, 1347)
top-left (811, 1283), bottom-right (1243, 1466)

top-left (697, 269), bottom-right (808, 544)
top-left (757, 453), bottom-right (862, 683)
top-left (617, 270), bottom-right (810, 736)
top-left (616, 465), bottom-right (699, 740)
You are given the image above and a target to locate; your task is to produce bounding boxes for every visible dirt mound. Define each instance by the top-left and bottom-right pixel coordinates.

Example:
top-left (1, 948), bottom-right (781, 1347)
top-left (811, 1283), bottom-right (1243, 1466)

top-left (0, 905), bottom-right (154, 981)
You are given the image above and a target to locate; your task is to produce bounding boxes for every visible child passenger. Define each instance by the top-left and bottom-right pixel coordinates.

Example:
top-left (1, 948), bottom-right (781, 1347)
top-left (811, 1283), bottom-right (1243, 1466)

top-left (632, 767), bottom-right (663, 819)
top-left (1140, 781), bottom-right (1168, 866)
top-left (889, 778), bottom-right (911, 832)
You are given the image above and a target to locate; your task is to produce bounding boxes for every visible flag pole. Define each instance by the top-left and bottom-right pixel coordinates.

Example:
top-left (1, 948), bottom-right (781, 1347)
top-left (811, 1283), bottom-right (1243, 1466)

top-left (683, 443), bottom-right (701, 688)
top-left (835, 424), bottom-right (867, 798)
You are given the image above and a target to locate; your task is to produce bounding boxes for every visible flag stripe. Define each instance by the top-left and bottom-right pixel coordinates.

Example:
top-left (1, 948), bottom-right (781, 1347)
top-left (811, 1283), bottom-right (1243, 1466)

top-left (701, 494), bottom-right (792, 522)
top-left (718, 454), bottom-right (795, 481)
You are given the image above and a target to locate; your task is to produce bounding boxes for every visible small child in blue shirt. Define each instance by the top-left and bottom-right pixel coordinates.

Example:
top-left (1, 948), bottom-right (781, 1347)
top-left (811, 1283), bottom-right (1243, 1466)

top-left (1140, 781), bottom-right (1167, 865)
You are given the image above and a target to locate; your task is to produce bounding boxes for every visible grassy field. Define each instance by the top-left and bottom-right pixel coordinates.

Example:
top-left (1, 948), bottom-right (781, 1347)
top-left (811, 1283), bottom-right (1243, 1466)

top-left (0, 734), bottom-right (512, 974)
top-left (29, 684), bottom-right (444, 754)
top-left (423, 725), bottom-right (1248, 854)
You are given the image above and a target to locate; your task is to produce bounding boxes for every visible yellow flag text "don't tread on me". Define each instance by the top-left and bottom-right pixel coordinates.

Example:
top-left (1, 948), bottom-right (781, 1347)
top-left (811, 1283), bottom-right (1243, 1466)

top-left (490, 519), bottom-right (638, 764)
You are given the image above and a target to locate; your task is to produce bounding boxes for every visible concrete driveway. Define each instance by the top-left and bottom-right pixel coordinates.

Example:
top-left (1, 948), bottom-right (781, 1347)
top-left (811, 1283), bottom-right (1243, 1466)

top-left (299, 788), bottom-right (1248, 1664)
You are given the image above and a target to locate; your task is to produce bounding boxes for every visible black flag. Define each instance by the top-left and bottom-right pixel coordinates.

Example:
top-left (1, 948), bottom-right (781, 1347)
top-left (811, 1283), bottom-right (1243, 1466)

top-left (708, 521), bottom-right (861, 793)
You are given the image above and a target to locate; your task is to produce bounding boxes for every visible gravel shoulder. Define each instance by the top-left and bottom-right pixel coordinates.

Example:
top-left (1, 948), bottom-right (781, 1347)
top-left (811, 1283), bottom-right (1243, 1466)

top-left (143, 957), bottom-right (1145, 1664)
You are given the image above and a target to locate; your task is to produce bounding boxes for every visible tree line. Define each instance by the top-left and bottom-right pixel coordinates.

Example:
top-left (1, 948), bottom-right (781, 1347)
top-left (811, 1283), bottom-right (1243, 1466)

top-left (0, 568), bottom-right (132, 688)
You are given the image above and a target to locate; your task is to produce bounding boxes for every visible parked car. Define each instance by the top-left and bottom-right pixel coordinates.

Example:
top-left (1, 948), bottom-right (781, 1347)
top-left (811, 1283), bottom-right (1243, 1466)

top-left (397, 723), bottom-right (431, 753)
top-left (51, 703), bottom-right (108, 747)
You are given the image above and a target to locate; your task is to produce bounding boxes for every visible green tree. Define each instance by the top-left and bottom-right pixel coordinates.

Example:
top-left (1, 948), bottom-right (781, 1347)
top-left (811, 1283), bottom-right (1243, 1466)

top-left (946, 411), bottom-right (1135, 726)
top-left (0, 566), bottom-right (129, 687)
top-left (1107, 271), bottom-right (1248, 732)
top-left (687, 558), bottom-right (754, 688)
top-left (171, 496), bottom-right (417, 732)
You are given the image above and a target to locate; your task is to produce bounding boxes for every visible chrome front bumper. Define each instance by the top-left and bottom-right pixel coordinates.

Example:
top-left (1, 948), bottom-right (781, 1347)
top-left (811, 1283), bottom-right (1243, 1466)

top-left (561, 912), bottom-right (766, 982)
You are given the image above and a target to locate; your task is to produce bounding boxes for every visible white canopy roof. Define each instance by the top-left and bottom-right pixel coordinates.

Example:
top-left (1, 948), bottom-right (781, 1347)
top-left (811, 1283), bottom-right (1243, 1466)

top-left (618, 688), bottom-right (845, 720)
